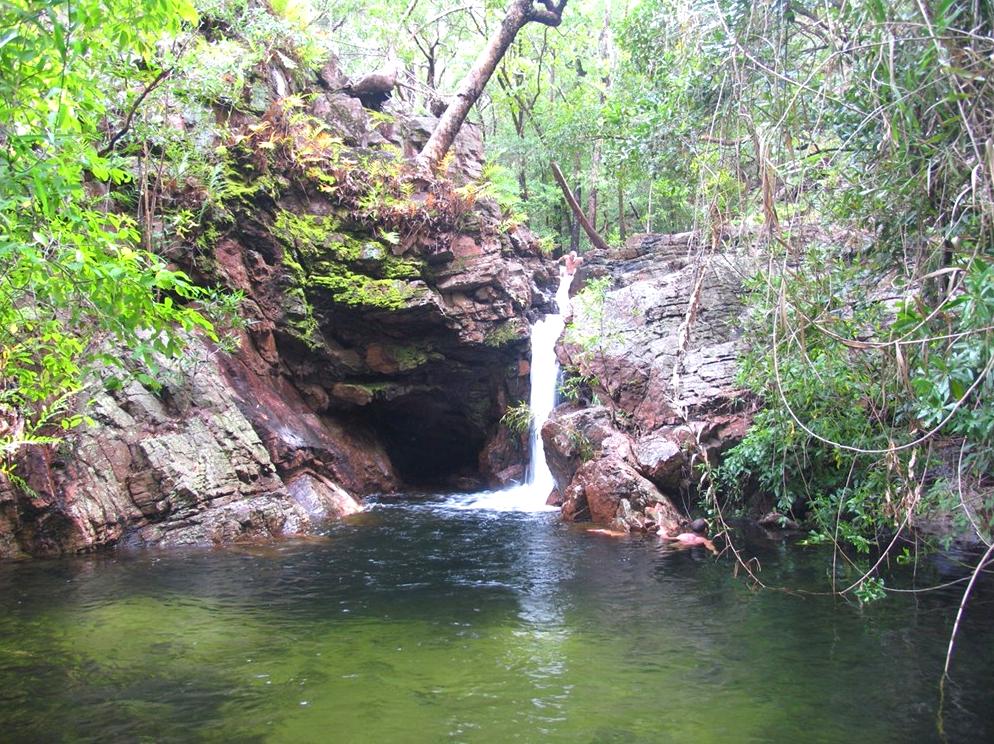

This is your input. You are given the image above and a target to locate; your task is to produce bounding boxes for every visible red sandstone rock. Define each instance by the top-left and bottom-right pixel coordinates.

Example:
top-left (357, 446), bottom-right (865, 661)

top-left (365, 344), bottom-right (398, 374)
top-left (479, 427), bottom-right (528, 487)
top-left (330, 383), bottom-right (374, 407)
top-left (451, 234), bottom-right (484, 258)
top-left (0, 51), bottom-right (557, 558)
top-left (545, 233), bottom-right (757, 529)
top-left (567, 456), bottom-right (682, 533)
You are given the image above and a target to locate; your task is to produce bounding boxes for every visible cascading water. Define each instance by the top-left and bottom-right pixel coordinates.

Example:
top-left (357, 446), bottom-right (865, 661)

top-left (446, 268), bottom-right (573, 511)
top-left (523, 268), bottom-right (572, 494)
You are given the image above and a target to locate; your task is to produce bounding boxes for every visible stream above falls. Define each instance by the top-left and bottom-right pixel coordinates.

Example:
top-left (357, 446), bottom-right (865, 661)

top-left (1, 503), bottom-right (992, 743)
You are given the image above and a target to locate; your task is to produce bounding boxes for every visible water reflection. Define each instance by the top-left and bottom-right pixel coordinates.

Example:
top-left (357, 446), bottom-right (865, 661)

top-left (0, 505), bottom-right (992, 743)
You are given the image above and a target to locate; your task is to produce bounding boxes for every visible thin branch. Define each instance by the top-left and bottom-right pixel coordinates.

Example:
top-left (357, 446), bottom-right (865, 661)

top-left (943, 543), bottom-right (994, 678)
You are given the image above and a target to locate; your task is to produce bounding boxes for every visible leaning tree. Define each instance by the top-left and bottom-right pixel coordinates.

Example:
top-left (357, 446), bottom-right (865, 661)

top-left (417, 0), bottom-right (568, 170)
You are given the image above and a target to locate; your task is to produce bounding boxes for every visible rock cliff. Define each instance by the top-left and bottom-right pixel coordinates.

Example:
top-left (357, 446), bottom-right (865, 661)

top-left (542, 233), bottom-right (757, 530)
top-left (0, 53), bottom-right (555, 558)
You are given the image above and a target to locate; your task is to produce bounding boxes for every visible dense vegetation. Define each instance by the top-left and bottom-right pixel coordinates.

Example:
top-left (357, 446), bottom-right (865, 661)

top-left (2, 0), bottom-right (993, 594)
top-left (0, 0), bottom-right (239, 477)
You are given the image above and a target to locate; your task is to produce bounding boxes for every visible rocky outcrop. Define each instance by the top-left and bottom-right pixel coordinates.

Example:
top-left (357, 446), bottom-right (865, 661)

top-left (0, 48), bottom-right (555, 558)
top-left (0, 341), bottom-right (380, 558)
top-left (543, 232), bottom-right (758, 528)
top-left (541, 406), bottom-right (684, 533)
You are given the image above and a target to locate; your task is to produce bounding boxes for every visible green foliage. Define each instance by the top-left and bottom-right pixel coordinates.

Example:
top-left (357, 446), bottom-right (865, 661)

top-left (717, 252), bottom-right (888, 516)
top-left (0, 0), bottom-right (231, 472)
top-left (900, 260), bottom-right (994, 476)
top-left (274, 211), bottom-right (342, 256)
top-left (564, 276), bottom-right (613, 360)
top-left (567, 427), bottom-right (594, 463)
top-left (477, 161), bottom-right (526, 222)
top-left (719, 243), bottom-right (994, 551)
top-left (853, 576), bottom-right (887, 605)
top-left (484, 322), bottom-right (522, 348)
top-left (500, 401), bottom-right (533, 435)
top-left (307, 270), bottom-right (421, 310)
top-left (273, 210), bottom-right (425, 310)
top-left (558, 369), bottom-right (598, 404)
top-left (595, 0), bottom-right (994, 557)
top-left (194, 0), bottom-right (333, 90)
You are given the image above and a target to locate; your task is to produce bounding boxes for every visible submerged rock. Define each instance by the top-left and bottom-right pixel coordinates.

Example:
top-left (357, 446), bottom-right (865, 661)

top-left (757, 511), bottom-right (802, 531)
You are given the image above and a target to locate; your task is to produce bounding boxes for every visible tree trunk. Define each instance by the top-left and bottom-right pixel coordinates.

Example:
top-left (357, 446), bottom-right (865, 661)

top-left (617, 176), bottom-right (626, 242)
top-left (418, 1), bottom-right (567, 170)
top-left (551, 161), bottom-right (611, 252)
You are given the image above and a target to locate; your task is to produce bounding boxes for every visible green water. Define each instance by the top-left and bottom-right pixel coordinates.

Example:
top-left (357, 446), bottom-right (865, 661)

top-left (1, 500), bottom-right (991, 743)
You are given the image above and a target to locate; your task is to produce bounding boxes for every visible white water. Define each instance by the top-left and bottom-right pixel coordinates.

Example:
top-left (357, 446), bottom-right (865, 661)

top-left (445, 269), bottom-right (573, 512)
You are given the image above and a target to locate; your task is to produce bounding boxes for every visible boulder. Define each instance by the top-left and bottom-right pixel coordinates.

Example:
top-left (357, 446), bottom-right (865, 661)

top-left (634, 427), bottom-right (692, 491)
top-left (317, 55), bottom-right (349, 91)
top-left (757, 511), bottom-right (801, 531)
top-left (286, 472), bottom-right (362, 523)
top-left (347, 69), bottom-right (397, 110)
top-left (479, 427), bottom-right (528, 487)
top-left (311, 92), bottom-right (371, 146)
top-left (541, 406), bottom-right (620, 495)
top-left (564, 455), bottom-right (684, 533)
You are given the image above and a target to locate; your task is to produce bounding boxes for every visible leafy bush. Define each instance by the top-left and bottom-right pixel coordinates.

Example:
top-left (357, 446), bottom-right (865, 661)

top-left (718, 246), bottom-right (994, 549)
top-left (0, 0), bottom-right (230, 473)
top-left (484, 323), bottom-right (521, 348)
top-left (500, 401), bottom-right (534, 435)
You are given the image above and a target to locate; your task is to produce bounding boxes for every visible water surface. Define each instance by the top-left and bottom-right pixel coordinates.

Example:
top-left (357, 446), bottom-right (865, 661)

top-left (1, 501), bottom-right (991, 743)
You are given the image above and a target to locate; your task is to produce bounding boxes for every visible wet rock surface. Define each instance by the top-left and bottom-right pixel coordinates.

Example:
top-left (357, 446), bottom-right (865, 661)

top-left (544, 232), bottom-right (758, 528)
top-left (0, 52), bottom-right (555, 558)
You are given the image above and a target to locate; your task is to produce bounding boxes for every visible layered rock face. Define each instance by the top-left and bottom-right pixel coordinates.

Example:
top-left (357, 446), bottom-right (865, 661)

top-left (0, 343), bottom-right (376, 556)
top-left (0, 55), bottom-right (555, 558)
top-left (542, 233), bottom-right (757, 530)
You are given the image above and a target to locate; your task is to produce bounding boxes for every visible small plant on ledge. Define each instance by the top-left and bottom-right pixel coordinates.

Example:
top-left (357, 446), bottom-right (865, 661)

top-left (500, 401), bottom-right (534, 435)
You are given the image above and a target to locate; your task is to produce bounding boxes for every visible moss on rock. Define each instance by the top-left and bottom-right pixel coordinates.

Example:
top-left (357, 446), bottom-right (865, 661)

top-left (273, 210), bottom-right (427, 310)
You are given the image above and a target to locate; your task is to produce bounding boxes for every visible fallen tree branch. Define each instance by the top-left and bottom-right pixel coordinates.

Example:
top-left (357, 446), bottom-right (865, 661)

top-left (550, 161), bottom-right (610, 252)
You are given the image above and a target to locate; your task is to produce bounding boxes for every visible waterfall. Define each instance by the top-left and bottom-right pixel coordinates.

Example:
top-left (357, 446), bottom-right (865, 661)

top-left (446, 268), bottom-right (572, 511)
top-left (523, 269), bottom-right (572, 495)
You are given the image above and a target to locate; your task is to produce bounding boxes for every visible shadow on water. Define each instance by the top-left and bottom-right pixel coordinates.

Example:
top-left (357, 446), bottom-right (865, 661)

top-left (1, 500), bottom-right (993, 743)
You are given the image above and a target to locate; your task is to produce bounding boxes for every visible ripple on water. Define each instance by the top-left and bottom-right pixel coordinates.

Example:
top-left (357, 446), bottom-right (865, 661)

top-left (0, 506), bottom-right (992, 742)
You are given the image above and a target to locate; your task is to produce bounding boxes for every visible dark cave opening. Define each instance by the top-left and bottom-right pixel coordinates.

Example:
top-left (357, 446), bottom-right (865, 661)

top-left (366, 393), bottom-right (488, 488)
